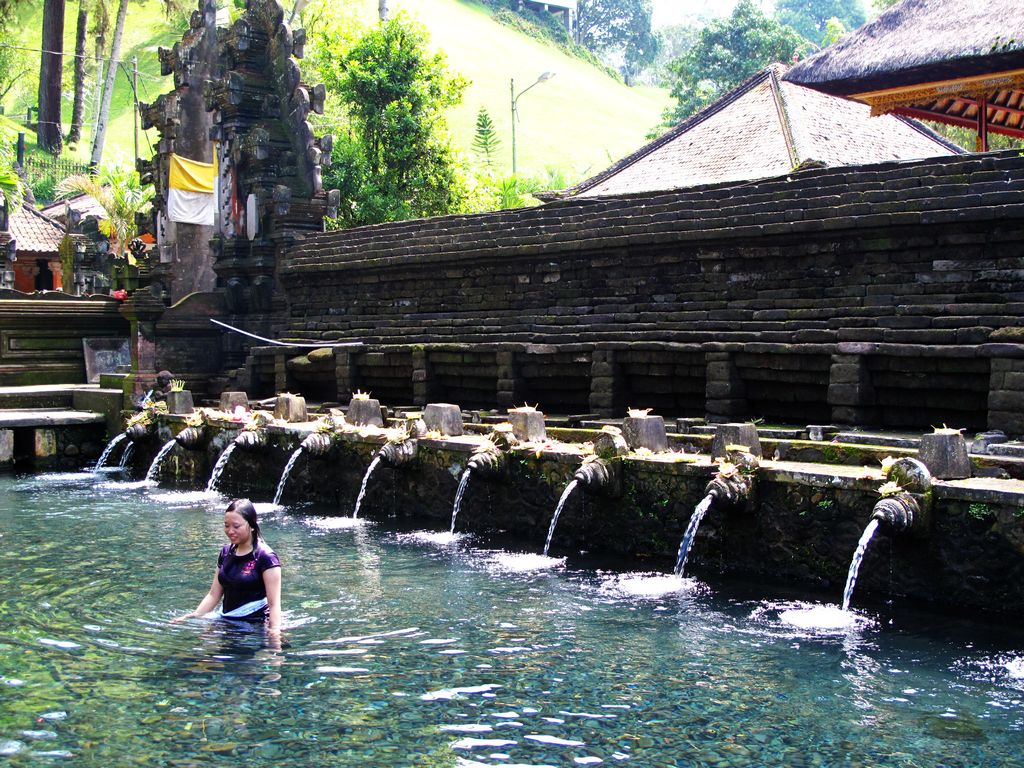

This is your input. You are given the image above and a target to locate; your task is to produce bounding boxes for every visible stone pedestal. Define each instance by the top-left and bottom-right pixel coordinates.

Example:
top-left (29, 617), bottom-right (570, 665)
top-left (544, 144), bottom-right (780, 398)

top-left (423, 403), bottom-right (463, 436)
top-left (508, 408), bottom-right (545, 442)
top-left (919, 431), bottom-right (972, 479)
top-left (622, 414), bottom-right (668, 452)
top-left (220, 391), bottom-right (249, 411)
top-left (709, 422), bottom-right (762, 459)
top-left (274, 393), bottom-right (307, 422)
top-left (35, 429), bottom-right (57, 459)
top-left (167, 391), bottom-right (195, 414)
top-left (0, 429), bottom-right (12, 466)
top-left (348, 397), bottom-right (383, 427)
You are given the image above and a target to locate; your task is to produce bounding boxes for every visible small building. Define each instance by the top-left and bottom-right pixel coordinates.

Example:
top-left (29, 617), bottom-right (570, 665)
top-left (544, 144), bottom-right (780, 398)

top-left (40, 193), bottom-right (108, 229)
top-left (784, 0), bottom-right (1024, 150)
top-left (544, 64), bottom-right (962, 199)
top-left (0, 203), bottom-right (65, 292)
top-left (519, 0), bottom-right (575, 35)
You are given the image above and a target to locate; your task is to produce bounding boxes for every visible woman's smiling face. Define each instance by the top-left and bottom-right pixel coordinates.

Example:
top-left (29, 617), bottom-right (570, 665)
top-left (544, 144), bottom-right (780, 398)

top-left (224, 510), bottom-right (252, 549)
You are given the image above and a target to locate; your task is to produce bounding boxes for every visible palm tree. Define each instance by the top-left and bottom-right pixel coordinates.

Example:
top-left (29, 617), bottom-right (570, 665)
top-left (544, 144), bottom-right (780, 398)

top-left (0, 165), bottom-right (24, 212)
top-left (55, 166), bottom-right (153, 262)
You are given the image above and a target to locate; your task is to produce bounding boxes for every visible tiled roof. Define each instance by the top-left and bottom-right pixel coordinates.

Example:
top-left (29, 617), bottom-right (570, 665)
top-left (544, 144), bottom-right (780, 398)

top-left (554, 65), bottom-right (962, 199)
top-left (7, 204), bottom-right (64, 254)
top-left (40, 193), bottom-right (107, 223)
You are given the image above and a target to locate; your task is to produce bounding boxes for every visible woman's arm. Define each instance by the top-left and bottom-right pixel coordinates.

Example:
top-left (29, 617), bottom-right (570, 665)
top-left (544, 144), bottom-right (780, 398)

top-left (263, 565), bottom-right (282, 634)
top-left (171, 568), bottom-right (223, 622)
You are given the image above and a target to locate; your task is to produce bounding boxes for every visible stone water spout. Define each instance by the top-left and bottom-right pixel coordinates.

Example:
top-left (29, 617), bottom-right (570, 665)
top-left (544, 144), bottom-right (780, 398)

top-left (543, 428), bottom-right (628, 556)
top-left (275, 417), bottom-right (344, 506)
top-left (125, 421), bottom-right (153, 442)
top-left (234, 411), bottom-right (272, 452)
top-left (174, 425), bottom-right (207, 451)
top-left (379, 436), bottom-right (418, 468)
top-left (450, 433), bottom-right (510, 535)
top-left (872, 457), bottom-right (932, 534)
top-left (842, 457), bottom-right (932, 610)
top-left (674, 447), bottom-right (760, 577)
top-left (205, 414), bottom-right (270, 493)
top-left (703, 448), bottom-right (759, 510)
top-left (352, 435), bottom-right (418, 519)
top-left (174, 412), bottom-right (210, 452)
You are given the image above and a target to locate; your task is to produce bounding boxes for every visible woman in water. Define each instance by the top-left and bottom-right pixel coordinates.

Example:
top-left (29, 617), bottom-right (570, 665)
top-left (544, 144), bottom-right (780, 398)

top-left (174, 499), bottom-right (282, 635)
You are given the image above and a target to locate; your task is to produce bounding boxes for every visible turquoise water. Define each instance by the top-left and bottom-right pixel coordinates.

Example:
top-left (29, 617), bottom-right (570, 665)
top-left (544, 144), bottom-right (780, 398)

top-left (1, 471), bottom-right (1023, 767)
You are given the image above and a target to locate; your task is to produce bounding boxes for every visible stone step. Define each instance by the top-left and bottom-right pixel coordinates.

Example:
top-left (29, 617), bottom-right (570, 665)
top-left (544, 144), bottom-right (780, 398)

top-left (985, 442), bottom-right (1024, 458)
top-left (833, 431), bottom-right (921, 449)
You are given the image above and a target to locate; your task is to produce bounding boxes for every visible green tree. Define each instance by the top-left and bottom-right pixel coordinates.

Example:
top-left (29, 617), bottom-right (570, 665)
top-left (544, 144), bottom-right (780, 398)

top-left (871, 0), bottom-right (900, 12)
top-left (0, 28), bottom-right (31, 104)
top-left (651, 22), bottom-right (698, 83)
top-left (472, 107), bottom-right (501, 168)
top-left (821, 16), bottom-right (848, 47)
top-left (662, 0), bottom-right (805, 125)
top-left (320, 13), bottom-right (469, 227)
top-left (55, 166), bottom-right (153, 261)
top-left (775, 0), bottom-right (865, 44)
top-left (576, 0), bottom-right (659, 82)
top-left (0, 128), bottom-right (24, 211)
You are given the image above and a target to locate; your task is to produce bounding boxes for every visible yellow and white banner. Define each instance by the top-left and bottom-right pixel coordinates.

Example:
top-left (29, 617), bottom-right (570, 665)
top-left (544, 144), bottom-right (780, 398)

top-left (167, 153), bottom-right (216, 226)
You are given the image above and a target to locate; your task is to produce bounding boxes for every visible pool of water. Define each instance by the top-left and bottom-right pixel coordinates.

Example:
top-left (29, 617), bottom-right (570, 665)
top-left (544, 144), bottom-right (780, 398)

top-left (1, 470), bottom-right (1022, 767)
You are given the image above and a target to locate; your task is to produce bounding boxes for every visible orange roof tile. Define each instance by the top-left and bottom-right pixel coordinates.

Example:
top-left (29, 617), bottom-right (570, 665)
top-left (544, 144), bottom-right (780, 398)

top-left (8, 204), bottom-right (64, 254)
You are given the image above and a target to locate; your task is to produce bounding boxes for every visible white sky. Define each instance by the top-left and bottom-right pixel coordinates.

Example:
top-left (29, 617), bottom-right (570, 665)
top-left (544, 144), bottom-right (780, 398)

top-left (652, 0), bottom-right (775, 28)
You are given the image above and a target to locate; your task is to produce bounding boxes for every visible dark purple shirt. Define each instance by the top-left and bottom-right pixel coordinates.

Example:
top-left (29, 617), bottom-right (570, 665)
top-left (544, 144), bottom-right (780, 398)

top-left (217, 542), bottom-right (281, 619)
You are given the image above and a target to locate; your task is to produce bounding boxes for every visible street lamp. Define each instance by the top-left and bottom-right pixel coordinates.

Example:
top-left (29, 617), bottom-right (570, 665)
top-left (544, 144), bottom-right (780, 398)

top-left (511, 71), bottom-right (555, 177)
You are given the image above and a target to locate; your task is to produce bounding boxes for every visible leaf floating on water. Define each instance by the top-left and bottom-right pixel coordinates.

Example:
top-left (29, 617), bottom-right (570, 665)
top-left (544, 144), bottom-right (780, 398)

top-left (200, 742), bottom-right (238, 753)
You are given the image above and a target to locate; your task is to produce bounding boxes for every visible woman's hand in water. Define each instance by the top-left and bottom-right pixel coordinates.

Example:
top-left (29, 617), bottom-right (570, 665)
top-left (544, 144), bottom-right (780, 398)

top-left (170, 612), bottom-right (194, 624)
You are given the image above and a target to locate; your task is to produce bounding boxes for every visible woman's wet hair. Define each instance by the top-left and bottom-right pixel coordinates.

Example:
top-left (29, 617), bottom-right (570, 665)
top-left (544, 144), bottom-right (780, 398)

top-left (226, 498), bottom-right (260, 548)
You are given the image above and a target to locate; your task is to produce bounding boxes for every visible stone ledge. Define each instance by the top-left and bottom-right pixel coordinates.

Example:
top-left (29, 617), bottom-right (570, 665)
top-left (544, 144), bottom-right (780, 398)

top-left (0, 409), bottom-right (107, 427)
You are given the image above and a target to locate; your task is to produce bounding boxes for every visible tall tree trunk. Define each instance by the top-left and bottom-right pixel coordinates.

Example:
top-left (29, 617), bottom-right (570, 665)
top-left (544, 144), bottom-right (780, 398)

top-left (378, 0), bottom-right (388, 20)
top-left (91, 35), bottom-right (105, 139)
top-left (68, 4), bottom-right (88, 145)
top-left (90, 0), bottom-right (127, 167)
top-left (37, 0), bottom-right (66, 154)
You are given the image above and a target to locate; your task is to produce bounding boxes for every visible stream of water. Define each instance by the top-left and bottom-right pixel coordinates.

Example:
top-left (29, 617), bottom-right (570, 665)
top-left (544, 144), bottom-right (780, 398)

top-left (1, 472), bottom-right (1022, 766)
top-left (273, 447), bottom-right (305, 507)
top-left (352, 454), bottom-right (382, 519)
top-left (450, 468), bottom-right (473, 535)
top-left (543, 479), bottom-right (579, 556)
top-left (673, 493), bottom-right (714, 577)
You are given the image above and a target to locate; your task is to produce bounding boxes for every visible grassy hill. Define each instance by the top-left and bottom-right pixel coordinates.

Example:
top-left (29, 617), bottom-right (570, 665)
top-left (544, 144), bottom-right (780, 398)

top-left (4, 0), bottom-right (670, 188)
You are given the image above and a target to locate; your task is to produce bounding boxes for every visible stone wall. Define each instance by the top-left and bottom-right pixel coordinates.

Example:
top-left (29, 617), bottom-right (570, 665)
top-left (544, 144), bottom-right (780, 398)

top-left (276, 150), bottom-right (1024, 431)
top-left (0, 292), bottom-right (128, 385)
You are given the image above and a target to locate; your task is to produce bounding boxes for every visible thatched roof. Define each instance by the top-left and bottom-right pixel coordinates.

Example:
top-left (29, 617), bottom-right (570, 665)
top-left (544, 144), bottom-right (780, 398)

top-left (785, 0), bottom-right (1024, 96)
top-left (541, 64), bottom-right (960, 200)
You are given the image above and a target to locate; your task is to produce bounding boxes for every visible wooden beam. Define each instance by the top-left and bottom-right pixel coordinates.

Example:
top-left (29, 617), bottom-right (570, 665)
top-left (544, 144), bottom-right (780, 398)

top-left (977, 96), bottom-right (989, 152)
top-left (892, 107), bottom-right (1024, 139)
top-left (955, 94), bottom-right (1024, 120)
